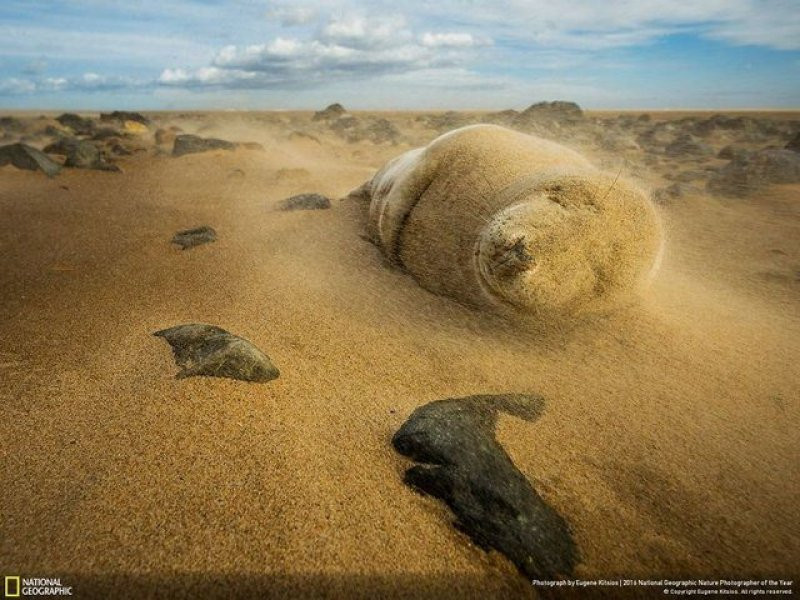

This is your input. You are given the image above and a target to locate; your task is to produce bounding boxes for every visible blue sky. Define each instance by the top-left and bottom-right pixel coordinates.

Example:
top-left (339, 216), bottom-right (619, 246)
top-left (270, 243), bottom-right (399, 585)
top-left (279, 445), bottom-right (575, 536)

top-left (0, 0), bottom-right (798, 110)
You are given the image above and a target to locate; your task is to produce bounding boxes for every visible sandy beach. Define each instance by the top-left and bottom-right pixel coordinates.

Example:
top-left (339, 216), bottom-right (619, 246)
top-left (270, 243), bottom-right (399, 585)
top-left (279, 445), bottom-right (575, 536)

top-left (1, 108), bottom-right (798, 598)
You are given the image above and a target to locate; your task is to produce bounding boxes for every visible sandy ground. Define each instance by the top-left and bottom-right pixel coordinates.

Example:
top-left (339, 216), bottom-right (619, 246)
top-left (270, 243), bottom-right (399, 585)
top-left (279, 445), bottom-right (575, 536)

top-left (1, 111), bottom-right (798, 598)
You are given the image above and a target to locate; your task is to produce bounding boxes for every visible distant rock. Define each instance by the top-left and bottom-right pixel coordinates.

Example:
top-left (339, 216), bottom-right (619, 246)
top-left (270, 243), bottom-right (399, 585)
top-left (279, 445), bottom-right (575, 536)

top-left (172, 134), bottom-right (236, 157)
top-left (44, 137), bottom-right (119, 171)
top-left (91, 127), bottom-right (124, 141)
top-left (56, 113), bottom-right (95, 136)
top-left (424, 111), bottom-right (473, 131)
top-left (708, 148), bottom-right (800, 196)
top-left (786, 132), bottom-right (800, 153)
top-left (312, 103), bottom-right (346, 121)
top-left (392, 393), bottom-right (578, 580)
top-left (664, 133), bottom-right (714, 158)
top-left (0, 116), bottom-right (24, 132)
top-left (154, 324), bottom-right (279, 382)
top-left (279, 193), bottom-right (331, 211)
top-left (666, 169), bottom-right (707, 183)
top-left (0, 143), bottom-right (62, 177)
top-left (717, 144), bottom-right (752, 161)
top-left (517, 100), bottom-right (584, 123)
top-left (653, 182), bottom-right (701, 204)
top-left (99, 111), bottom-right (150, 126)
top-left (171, 225), bottom-right (217, 249)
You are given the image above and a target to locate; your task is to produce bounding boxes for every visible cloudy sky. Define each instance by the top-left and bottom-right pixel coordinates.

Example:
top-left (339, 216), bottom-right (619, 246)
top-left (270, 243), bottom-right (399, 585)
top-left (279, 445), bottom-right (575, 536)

top-left (1, 0), bottom-right (799, 110)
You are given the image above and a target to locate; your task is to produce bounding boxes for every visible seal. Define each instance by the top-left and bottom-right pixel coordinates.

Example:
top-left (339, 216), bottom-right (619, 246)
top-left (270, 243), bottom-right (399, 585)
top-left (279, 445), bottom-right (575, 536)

top-left (353, 125), bottom-right (662, 318)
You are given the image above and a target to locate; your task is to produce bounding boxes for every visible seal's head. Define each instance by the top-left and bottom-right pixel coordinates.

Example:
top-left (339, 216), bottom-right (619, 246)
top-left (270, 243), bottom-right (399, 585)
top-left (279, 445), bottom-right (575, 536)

top-left (475, 172), bottom-right (662, 317)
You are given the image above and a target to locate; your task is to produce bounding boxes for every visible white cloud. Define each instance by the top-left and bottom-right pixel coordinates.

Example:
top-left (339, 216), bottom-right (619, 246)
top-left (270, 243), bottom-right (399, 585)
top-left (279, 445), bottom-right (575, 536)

top-left (158, 14), bottom-right (487, 89)
top-left (419, 33), bottom-right (490, 48)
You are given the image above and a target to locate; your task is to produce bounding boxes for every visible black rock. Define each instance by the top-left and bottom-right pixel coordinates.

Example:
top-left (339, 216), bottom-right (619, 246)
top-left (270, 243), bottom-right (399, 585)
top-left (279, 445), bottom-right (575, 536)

top-left (99, 111), bottom-right (150, 126)
top-left (56, 113), bottom-right (95, 136)
top-left (0, 143), bottom-right (61, 177)
top-left (708, 148), bottom-right (800, 196)
top-left (312, 103), bottom-right (346, 121)
top-left (786, 132), bottom-right (800, 153)
top-left (664, 133), bottom-right (714, 158)
top-left (717, 144), bottom-right (752, 161)
top-left (0, 116), bottom-right (24, 132)
top-left (91, 127), bottom-right (124, 141)
top-left (392, 393), bottom-right (578, 580)
top-left (172, 134), bottom-right (236, 157)
top-left (44, 137), bottom-right (119, 171)
top-left (280, 193), bottom-right (331, 211)
top-left (171, 225), bottom-right (217, 249)
top-left (154, 324), bottom-right (279, 382)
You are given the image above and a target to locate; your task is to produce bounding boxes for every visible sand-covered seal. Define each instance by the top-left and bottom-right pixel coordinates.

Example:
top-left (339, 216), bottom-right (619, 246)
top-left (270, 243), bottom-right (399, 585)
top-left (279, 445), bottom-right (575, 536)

top-left (353, 125), bottom-right (662, 318)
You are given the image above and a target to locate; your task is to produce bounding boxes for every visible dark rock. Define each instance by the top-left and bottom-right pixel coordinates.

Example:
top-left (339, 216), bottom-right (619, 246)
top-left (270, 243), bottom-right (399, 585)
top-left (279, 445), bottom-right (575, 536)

top-left (517, 101), bottom-right (584, 123)
top-left (0, 143), bottom-right (61, 177)
top-left (279, 193), bottom-right (331, 211)
top-left (786, 132), bottom-right (800, 153)
top-left (0, 116), bottom-right (24, 132)
top-left (171, 225), bottom-right (217, 249)
top-left (392, 393), bottom-right (578, 580)
top-left (653, 182), bottom-right (700, 204)
top-left (717, 144), bottom-right (752, 161)
top-left (154, 324), bottom-right (279, 382)
top-left (56, 113), bottom-right (95, 136)
top-left (91, 127), bottom-right (124, 141)
top-left (312, 103), bottom-right (346, 121)
top-left (363, 118), bottom-right (400, 144)
top-left (329, 115), bottom-right (360, 132)
top-left (172, 134), bottom-right (236, 157)
top-left (99, 111), bottom-right (150, 126)
top-left (664, 133), bottom-right (714, 158)
top-left (44, 137), bottom-right (119, 171)
top-left (708, 148), bottom-right (800, 196)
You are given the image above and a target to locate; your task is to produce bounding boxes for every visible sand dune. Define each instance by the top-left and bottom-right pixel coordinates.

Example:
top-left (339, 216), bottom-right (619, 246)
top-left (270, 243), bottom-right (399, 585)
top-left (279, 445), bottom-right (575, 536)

top-left (1, 109), bottom-right (798, 598)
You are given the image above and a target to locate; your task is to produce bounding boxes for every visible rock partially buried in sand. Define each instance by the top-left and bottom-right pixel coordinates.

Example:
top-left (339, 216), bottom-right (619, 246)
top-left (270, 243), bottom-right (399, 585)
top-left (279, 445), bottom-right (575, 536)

top-left (0, 143), bottom-right (61, 177)
top-left (279, 193), bottom-right (331, 211)
top-left (154, 324), bottom-right (279, 382)
top-left (353, 124), bottom-right (662, 318)
top-left (171, 226), bottom-right (217, 249)
top-left (56, 113), bottom-right (95, 136)
top-left (708, 148), bottom-right (800, 197)
top-left (392, 393), bottom-right (578, 580)
top-left (172, 134), bottom-right (236, 157)
top-left (44, 138), bottom-right (120, 172)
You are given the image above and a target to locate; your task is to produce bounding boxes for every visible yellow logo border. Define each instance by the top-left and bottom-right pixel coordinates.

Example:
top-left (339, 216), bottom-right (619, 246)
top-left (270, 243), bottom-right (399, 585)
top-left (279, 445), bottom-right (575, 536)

top-left (4, 576), bottom-right (21, 598)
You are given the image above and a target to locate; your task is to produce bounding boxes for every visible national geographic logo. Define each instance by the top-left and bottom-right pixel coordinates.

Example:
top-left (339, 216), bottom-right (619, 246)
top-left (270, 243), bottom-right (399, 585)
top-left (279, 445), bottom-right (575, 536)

top-left (4, 576), bottom-right (72, 597)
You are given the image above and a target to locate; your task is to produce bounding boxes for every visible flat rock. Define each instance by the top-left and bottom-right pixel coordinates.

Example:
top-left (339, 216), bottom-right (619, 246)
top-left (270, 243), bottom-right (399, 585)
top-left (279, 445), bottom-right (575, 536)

top-left (154, 324), bottom-right (279, 382)
top-left (171, 225), bottom-right (217, 249)
top-left (279, 193), bottom-right (331, 211)
top-left (392, 393), bottom-right (578, 580)
top-left (172, 134), bottom-right (236, 157)
top-left (708, 148), bottom-right (800, 196)
top-left (0, 143), bottom-right (61, 177)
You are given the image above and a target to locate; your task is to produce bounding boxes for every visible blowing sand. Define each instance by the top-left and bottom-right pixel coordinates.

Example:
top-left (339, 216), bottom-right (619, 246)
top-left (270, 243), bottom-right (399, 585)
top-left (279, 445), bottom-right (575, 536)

top-left (1, 110), bottom-right (798, 598)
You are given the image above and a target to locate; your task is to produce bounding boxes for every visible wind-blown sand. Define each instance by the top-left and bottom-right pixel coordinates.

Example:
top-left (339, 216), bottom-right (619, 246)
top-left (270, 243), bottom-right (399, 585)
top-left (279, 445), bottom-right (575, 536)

top-left (1, 110), bottom-right (798, 598)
